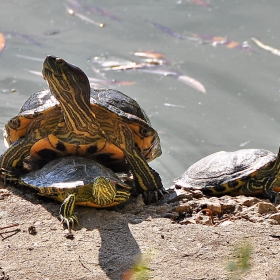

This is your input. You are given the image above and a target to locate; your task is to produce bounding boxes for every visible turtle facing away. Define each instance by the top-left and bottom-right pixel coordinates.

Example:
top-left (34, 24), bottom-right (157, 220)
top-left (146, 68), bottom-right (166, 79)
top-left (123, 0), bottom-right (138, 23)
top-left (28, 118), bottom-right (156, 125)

top-left (174, 148), bottom-right (280, 202)
top-left (12, 156), bottom-right (132, 231)
top-left (0, 55), bottom-right (163, 203)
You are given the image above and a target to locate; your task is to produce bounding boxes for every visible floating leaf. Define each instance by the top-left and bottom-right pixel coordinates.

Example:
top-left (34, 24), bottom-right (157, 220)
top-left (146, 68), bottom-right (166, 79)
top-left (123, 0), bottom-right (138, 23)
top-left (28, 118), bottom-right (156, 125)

top-left (177, 75), bottom-right (206, 94)
top-left (0, 33), bottom-right (5, 53)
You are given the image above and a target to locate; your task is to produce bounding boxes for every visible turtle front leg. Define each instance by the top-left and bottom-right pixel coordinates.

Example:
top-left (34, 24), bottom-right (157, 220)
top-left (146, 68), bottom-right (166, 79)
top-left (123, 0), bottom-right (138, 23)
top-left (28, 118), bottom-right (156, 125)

top-left (0, 138), bottom-right (33, 170)
top-left (59, 194), bottom-right (79, 231)
top-left (115, 122), bottom-right (164, 204)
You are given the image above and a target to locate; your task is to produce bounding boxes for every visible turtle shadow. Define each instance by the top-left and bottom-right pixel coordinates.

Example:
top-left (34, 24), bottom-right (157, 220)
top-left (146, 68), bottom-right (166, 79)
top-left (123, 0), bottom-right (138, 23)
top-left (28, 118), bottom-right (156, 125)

top-left (1, 182), bottom-right (160, 279)
top-left (78, 206), bottom-right (143, 279)
top-left (75, 194), bottom-right (164, 279)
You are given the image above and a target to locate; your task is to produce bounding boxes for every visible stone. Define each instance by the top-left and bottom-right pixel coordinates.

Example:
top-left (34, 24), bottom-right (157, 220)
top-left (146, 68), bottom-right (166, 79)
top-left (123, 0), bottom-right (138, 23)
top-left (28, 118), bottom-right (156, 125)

top-left (173, 204), bottom-right (191, 213)
top-left (179, 218), bottom-right (196, 225)
top-left (257, 202), bottom-right (278, 214)
top-left (268, 213), bottom-right (280, 224)
top-left (161, 213), bottom-right (179, 220)
top-left (205, 202), bottom-right (222, 214)
top-left (220, 199), bottom-right (236, 213)
top-left (219, 220), bottom-right (233, 227)
top-left (192, 190), bottom-right (203, 198)
top-left (165, 189), bottom-right (193, 203)
top-left (234, 196), bottom-right (261, 207)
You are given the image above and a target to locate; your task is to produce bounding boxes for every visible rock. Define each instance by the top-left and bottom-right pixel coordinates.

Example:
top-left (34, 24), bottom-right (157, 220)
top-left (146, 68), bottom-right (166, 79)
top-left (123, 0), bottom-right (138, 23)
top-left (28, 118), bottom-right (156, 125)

top-left (234, 204), bottom-right (243, 213)
top-left (263, 219), bottom-right (279, 225)
top-left (179, 218), bottom-right (196, 225)
top-left (268, 213), bottom-right (280, 224)
top-left (161, 212), bottom-right (179, 220)
top-left (219, 220), bottom-right (233, 227)
top-left (165, 189), bottom-right (193, 203)
top-left (257, 202), bottom-right (278, 214)
top-left (173, 204), bottom-right (191, 213)
top-left (192, 190), bottom-right (203, 198)
top-left (205, 202), bottom-right (222, 214)
top-left (219, 197), bottom-right (236, 213)
top-left (234, 196), bottom-right (261, 207)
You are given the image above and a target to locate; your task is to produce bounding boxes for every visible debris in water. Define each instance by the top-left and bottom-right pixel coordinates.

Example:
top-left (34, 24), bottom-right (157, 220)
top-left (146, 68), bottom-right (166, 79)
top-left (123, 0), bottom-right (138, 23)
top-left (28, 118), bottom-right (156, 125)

top-left (67, 7), bottom-right (104, 27)
top-left (0, 33), bottom-right (5, 53)
top-left (251, 37), bottom-right (280, 56)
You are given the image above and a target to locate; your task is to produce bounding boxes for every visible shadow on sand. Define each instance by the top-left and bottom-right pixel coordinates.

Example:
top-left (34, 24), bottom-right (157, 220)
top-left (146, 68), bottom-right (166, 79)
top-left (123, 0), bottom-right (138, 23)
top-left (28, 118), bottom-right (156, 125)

top-left (1, 182), bottom-right (165, 279)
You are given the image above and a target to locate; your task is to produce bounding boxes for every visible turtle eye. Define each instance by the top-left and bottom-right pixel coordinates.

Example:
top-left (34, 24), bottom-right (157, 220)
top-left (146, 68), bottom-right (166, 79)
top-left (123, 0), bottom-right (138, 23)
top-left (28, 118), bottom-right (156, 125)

top-left (140, 127), bottom-right (150, 136)
top-left (56, 58), bottom-right (65, 67)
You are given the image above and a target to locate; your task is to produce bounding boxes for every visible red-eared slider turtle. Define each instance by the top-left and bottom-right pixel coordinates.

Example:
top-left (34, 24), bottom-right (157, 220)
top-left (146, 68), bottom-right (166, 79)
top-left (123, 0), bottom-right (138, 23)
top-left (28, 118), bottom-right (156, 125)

top-left (174, 148), bottom-right (280, 202)
top-left (0, 55), bottom-right (163, 203)
top-left (4, 88), bottom-right (161, 165)
top-left (13, 156), bottom-right (131, 231)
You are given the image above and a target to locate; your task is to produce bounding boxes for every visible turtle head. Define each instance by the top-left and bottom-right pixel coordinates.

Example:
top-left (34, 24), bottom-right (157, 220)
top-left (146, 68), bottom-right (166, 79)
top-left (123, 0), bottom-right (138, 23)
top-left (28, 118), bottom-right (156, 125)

top-left (91, 177), bottom-right (117, 206)
top-left (42, 55), bottom-right (90, 102)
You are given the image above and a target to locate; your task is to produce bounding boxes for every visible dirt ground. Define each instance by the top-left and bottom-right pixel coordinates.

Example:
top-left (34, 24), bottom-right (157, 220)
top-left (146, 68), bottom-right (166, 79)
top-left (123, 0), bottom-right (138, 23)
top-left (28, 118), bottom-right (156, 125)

top-left (1, 182), bottom-right (280, 280)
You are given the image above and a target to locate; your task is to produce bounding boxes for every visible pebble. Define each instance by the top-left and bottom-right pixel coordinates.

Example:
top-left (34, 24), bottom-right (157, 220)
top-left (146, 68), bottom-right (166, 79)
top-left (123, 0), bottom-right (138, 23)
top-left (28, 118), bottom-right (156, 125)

top-left (173, 204), bottom-right (191, 213)
top-left (268, 213), bottom-right (280, 224)
top-left (235, 196), bottom-right (261, 207)
top-left (192, 190), bottom-right (203, 198)
top-left (219, 199), bottom-right (236, 213)
top-left (148, 187), bottom-right (280, 227)
top-left (179, 218), bottom-right (196, 225)
top-left (161, 213), bottom-right (179, 219)
top-left (219, 220), bottom-right (233, 227)
top-left (205, 202), bottom-right (222, 214)
top-left (165, 189), bottom-right (193, 203)
top-left (257, 202), bottom-right (278, 214)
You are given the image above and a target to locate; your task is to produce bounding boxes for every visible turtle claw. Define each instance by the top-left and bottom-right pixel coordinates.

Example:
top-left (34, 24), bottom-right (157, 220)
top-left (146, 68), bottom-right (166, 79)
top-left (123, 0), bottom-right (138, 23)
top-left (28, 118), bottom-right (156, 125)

top-left (60, 214), bottom-right (79, 232)
top-left (59, 194), bottom-right (79, 232)
top-left (143, 187), bottom-right (166, 204)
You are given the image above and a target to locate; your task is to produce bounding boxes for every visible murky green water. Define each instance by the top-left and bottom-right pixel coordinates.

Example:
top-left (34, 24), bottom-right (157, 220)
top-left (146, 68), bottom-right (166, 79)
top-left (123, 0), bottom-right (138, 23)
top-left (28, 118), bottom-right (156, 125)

top-left (1, 0), bottom-right (280, 187)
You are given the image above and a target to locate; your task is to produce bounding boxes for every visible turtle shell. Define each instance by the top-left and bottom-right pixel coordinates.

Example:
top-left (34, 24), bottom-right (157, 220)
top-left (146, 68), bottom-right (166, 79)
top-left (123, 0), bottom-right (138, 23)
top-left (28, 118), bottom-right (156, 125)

top-left (3, 89), bottom-right (60, 147)
top-left (174, 149), bottom-right (276, 195)
top-left (4, 88), bottom-right (161, 162)
top-left (19, 156), bottom-right (131, 208)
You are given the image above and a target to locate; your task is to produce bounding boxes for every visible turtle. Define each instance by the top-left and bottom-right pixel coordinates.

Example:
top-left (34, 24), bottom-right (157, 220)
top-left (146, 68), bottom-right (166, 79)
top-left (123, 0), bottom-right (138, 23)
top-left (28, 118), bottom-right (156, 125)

top-left (4, 87), bottom-right (161, 165)
top-left (0, 55), bottom-right (163, 203)
top-left (11, 156), bottom-right (132, 231)
top-left (174, 148), bottom-right (280, 202)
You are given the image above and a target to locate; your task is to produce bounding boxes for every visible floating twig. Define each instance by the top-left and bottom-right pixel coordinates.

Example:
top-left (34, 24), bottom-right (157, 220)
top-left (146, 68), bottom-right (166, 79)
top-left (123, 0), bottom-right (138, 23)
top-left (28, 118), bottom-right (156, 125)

top-left (67, 8), bottom-right (104, 27)
top-left (251, 37), bottom-right (280, 56)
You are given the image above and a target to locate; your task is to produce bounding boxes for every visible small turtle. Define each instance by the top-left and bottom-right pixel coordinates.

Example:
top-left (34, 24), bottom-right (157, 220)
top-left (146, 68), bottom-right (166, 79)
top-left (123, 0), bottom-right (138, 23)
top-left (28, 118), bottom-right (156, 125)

top-left (0, 55), bottom-right (163, 203)
top-left (12, 156), bottom-right (131, 231)
top-left (174, 148), bottom-right (280, 202)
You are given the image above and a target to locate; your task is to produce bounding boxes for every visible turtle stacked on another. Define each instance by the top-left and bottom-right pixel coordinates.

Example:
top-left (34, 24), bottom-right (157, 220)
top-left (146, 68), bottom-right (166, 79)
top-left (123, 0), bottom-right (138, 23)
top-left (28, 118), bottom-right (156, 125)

top-left (0, 55), bottom-right (164, 229)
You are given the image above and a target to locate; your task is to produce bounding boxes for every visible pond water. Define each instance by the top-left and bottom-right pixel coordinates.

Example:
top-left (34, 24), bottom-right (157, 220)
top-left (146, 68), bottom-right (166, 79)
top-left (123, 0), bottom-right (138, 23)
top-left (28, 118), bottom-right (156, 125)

top-left (1, 0), bottom-right (280, 188)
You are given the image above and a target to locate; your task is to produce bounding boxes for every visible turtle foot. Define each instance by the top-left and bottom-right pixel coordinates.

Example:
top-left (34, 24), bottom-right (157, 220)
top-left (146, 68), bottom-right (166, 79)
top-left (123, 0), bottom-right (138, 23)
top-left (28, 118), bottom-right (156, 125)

top-left (270, 191), bottom-right (280, 204)
top-left (60, 214), bottom-right (79, 232)
top-left (59, 194), bottom-right (79, 232)
top-left (143, 187), bottom-right (166, 204)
